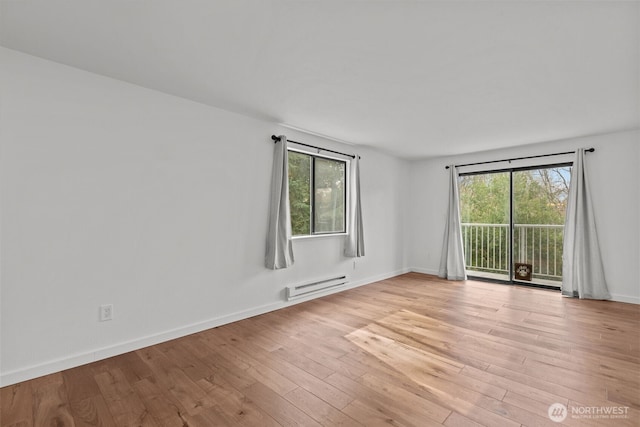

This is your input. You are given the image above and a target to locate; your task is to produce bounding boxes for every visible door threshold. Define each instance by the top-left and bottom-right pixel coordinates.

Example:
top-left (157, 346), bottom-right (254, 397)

top-left (467, 275), bottom-right (561, 291)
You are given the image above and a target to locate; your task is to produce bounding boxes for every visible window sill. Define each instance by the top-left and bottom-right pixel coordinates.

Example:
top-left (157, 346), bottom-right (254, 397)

top-left (292, 233), bottom-right (347, 241)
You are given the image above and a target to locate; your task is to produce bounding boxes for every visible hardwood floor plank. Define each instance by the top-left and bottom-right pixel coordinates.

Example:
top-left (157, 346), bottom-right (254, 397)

top-left (178, 407), bottom-right (232, 427)
top-left (346, 328), bottom-right (462, 377)
top-left (442, 411), bottom-right (484, 427)
top-left (221, 336), bottom-right (356, 410)
top-left (356, 369), bottom-right (516, 427)
top-left (107, 352), bottom-right (154, 385)
top-left (132, 377), bottom-right (189, 427)
top-left (285, 341), bottom-right (369, 380)
top-left (272, 347), bottom-right (336, 379)
top-left (521, 358), bottom-right (609, 394)
top-left (155, 337), bottom-right (217, 383)
top-left (93, 368), bottom-right (157, 426)
top-left (31, 374), bottom-right (75, 427)
top-left (371, 315), bottom-right (496, 371)
top-left (136, 347), bottom-right (214, 416)
top-left (460, 365), bottom-right (568, 406)
top-left (502, 391), bottom-right (602, 427)
top-left (1, 383), bottom-right (34, 426)
top-left (241, 382), bottom-right (322, 427)
top-left (62, 364), bottom-right (102, 404)
top-left (325, 372), bottom-right (445, 427)
top-left (485, 363), bottom-right (608, 403)
top-left (192, 337), bottom-right (258, 391)
top-left (69, 396), bottom-right (118, 427)
top-left (284, 386), bottom-right (363, 426)
top-left (341, 398), bottom-right (409, 427)
top-left (472, 393), bottom-right (559, 427)
top-left (195, 376), bottom-right (281, 426)
top-left (198, 333), bottom-right (298, 397)
top-left (357, 373), bottom-right (452, 424)
top-left (347, 325), bottom-right (507, 401)
top-left (606, 381), bottom-right (640, 410)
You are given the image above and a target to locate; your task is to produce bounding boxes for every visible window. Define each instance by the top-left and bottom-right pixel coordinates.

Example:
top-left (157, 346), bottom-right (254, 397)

top-left (288, 150), bottom-right (346, 236)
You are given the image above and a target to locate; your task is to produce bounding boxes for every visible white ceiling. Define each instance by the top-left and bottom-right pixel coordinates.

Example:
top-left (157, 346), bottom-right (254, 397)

top-left (1, 1), bottom-right (638, 158)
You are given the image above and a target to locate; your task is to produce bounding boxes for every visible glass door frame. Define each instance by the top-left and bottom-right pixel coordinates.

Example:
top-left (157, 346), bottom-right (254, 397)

top-left (459, 162), bottom-right (572, 290)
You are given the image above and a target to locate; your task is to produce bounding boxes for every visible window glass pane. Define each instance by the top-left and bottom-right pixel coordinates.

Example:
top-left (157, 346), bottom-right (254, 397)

top-left (288, 151), bottom-right (311, 236)
top-left (458, 172), bottom-right (510, 281)
top-left (512, 166), bottom-right (571, 285)
top-left (314, 158), bottom-right (345, 233)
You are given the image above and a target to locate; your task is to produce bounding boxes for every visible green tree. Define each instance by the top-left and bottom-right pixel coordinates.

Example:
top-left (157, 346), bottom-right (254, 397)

top-left (459, 172), bottom-right (510, 224)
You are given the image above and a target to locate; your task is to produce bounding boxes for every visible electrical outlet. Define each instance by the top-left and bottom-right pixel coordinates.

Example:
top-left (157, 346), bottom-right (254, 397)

top-left (99, 304), bottom-right (113, 321)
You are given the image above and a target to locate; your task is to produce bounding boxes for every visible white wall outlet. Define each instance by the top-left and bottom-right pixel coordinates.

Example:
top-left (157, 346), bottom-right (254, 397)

top-left (353, 260), bottom-right (357, 270)
top-left (99, 304), bottom-right (113, 321)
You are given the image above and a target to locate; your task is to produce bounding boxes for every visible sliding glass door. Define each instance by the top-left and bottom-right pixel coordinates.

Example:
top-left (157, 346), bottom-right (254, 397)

top-left (459, 165), bottom-right (571, 288)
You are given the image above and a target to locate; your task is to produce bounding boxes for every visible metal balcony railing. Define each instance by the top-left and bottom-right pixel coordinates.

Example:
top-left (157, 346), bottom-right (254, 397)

top-left (461, 223), bottom-right (564, 283)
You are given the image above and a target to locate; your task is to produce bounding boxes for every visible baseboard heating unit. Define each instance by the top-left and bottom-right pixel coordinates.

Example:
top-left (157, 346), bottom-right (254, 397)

top-left (286, 275), bottom-right (348, 301)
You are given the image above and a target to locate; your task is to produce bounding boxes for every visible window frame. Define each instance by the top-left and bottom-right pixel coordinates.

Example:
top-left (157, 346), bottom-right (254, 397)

top-left (287, 147), bottom-right (349, 238)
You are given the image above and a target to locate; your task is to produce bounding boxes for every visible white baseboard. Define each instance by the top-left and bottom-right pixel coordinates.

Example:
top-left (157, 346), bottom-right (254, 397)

top-left (410, 267), bottom-right (439, 276)
top-left (0, 269), bottom-right (410, 387)
top-left (610, 293), bottom-right (640, 304)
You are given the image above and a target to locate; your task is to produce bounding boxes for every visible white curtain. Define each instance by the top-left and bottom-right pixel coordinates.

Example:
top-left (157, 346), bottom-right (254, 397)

top-left (562, 149), bottom-right (610, 299)
top-left (265, 135), bottom-right (294, 269)
top-left (438, 166), bottom-right (467, 280)
top-left (345, 156), bottom-right (365, 257)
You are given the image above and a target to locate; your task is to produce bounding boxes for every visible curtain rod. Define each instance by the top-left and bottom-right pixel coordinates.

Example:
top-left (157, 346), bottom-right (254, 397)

top-left (445, 148), bottom-right (595, 169)
top-left (271, 135), bottom-right (357, 159)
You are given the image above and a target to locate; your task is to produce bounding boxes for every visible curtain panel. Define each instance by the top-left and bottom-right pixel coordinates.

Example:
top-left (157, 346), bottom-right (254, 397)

top-left (438, 166), bottom-right (467, 281)
top-left (345, 156), bottom-right (365, 257)
top-left (265, 136), bottom-right (294, 269)
top-left (562, 149), bottom-right (610, 299)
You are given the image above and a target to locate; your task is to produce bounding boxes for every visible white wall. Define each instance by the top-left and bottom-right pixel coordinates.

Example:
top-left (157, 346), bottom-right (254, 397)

top-left (0, 48), bottom-right (410, 385)
top-left (408, 129), bottom-right (640, 304)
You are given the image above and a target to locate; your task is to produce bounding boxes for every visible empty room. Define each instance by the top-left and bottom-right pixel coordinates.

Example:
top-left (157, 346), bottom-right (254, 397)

top-left (1, 1), bottom-right (639, 426)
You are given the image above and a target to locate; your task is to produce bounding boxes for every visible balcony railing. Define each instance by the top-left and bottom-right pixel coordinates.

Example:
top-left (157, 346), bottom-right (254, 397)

top-left (461, 223), bottom-right (564, 284)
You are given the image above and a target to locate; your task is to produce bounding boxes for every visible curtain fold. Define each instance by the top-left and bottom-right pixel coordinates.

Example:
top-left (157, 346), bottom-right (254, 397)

top-left (562, 149), bottom-right (610, 299)
top-left (438, 166), bottom-right (467, 280)
top-left (345, 156), bottom-right (365, 257)
top-left (265, 135), bottom-right (294, 269)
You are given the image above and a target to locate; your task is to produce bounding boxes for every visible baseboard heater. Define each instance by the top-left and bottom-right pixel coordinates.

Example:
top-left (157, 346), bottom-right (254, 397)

top-left (286, 275), bottom-right (348, 301)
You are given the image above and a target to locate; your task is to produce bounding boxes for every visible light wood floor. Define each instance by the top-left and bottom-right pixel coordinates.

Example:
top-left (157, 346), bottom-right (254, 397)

top-left (2, 273), bottom-right (639, 426)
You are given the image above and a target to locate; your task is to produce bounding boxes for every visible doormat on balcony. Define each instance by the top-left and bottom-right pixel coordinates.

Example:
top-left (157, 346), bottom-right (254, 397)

top-left (515, 263), bottom-right (532, 281)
